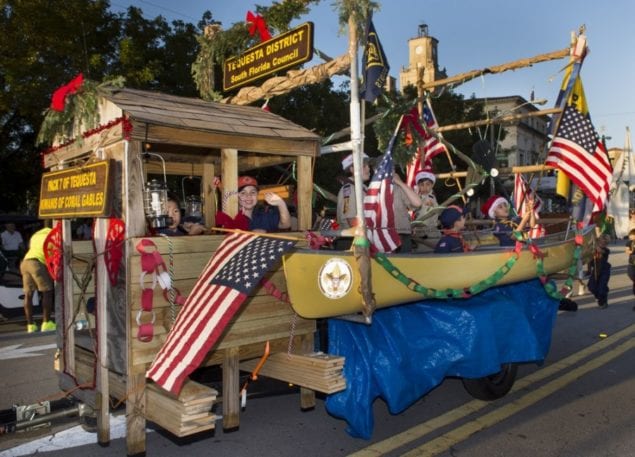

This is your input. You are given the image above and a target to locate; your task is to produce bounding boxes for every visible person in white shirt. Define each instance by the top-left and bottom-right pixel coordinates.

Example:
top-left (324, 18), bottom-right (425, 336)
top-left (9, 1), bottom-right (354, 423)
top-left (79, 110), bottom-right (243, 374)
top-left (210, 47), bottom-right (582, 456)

top-left (1, 223), bottom-right (24, 270)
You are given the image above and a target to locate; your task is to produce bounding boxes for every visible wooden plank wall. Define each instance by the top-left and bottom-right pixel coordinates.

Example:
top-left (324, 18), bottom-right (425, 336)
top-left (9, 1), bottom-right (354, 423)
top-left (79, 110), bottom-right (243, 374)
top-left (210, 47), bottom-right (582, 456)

top-left (127, 234), bottom-right (315, 371)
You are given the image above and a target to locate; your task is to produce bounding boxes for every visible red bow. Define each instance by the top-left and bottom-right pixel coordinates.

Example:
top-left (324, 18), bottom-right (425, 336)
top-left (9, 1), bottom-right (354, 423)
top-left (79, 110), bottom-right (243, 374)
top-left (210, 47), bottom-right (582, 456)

top-left (246, 11), bottom-right (271, 42)
top-left (401, 107), bottom-right (427, 140)
top-left (50, 73), bottom-right (84, 112)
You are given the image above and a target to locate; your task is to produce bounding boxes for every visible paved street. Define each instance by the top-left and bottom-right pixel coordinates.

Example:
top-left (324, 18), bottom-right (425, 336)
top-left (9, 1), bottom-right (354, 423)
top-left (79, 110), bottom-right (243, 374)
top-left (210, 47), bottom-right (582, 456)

top-left (0, 242), bottom-right (633, 456)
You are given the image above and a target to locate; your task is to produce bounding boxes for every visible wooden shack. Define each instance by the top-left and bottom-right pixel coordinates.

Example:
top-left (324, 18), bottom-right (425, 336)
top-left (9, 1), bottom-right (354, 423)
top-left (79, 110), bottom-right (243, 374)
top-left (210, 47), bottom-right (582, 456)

top-left (41, 88), bottom-right (330, 455)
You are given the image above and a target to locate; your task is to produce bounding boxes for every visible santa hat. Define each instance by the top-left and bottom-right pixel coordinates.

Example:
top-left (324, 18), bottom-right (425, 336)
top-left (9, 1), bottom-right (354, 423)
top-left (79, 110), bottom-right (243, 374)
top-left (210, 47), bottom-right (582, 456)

top-left (341, 152), bottom-right (369, 171)
top-left (481, 195), bottom-right (508, 219)
top-left (415, 166), bottom-right (436, 184)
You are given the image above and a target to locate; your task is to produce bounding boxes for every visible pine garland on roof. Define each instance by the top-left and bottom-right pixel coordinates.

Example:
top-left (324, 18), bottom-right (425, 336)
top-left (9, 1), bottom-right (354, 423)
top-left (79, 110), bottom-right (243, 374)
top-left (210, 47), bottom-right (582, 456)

top-left (37, 76), bottom-right (125, 147)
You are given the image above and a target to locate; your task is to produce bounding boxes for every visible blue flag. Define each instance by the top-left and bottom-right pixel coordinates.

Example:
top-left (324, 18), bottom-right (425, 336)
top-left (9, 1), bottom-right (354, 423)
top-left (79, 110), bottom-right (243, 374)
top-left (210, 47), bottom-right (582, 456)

top-left (360, 17), bottom-right (390, 102)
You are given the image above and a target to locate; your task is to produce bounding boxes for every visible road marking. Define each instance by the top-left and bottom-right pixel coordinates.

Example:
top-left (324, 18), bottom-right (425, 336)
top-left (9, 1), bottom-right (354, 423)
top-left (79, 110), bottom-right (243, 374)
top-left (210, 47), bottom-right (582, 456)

top-left (0, 343), bottom-right (57, 360)
top-left (402, 338), bottom-right (634, 457)
top-left (351, 323), bottom-right (635, 457)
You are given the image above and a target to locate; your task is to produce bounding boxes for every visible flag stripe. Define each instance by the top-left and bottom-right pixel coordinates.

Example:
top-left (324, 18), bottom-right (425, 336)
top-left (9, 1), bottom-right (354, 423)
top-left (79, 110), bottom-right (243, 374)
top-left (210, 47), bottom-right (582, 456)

top-left (156, 288), bottom-right (243, 392)
top-left (422, 101), bottom-right (447, 160)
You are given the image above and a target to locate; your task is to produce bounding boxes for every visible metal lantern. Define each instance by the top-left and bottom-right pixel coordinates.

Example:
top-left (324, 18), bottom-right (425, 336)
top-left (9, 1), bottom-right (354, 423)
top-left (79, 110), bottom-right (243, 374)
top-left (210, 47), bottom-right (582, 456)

top-left (185, 194), bottom-right (203, 219)
top-left (143, 178), bottom-right (170, 228)
top-left (182, 175), bottom-right (203, 221)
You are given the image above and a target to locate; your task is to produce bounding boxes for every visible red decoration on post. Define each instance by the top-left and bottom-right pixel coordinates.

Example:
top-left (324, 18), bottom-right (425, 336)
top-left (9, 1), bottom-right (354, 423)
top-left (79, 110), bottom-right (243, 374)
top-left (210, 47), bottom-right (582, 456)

top-left (246, 11), bottom-right (272, 42)
top-left (104, 218), bottom-right (125, 285)
top-left (43, 222), bottom-right (63, 281)
top-left (50, 73), bottom-right (84, 112)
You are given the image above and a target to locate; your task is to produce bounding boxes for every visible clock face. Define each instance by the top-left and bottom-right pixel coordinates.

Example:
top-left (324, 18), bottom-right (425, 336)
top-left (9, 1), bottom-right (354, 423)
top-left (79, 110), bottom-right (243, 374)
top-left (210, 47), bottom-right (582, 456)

top-left (415, 45), bottom-right (423, 55)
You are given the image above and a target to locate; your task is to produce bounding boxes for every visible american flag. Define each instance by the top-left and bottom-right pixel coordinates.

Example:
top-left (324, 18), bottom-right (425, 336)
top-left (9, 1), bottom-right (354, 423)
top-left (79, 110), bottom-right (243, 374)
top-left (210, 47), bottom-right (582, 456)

top-left (364, 146), bottom-right (400, 253)
top-left (422, 100), bottom-right (447, 160)
top-left (405, 147), bottom-right (423, 189)
top-left (545, 77), bottom-right (611, 212)
top-left (513, 174), bottom-right (545, 238)
top-left (513, 174), bottom-right (542, 218)
top-left (146, 232), bottom-right (296, 394)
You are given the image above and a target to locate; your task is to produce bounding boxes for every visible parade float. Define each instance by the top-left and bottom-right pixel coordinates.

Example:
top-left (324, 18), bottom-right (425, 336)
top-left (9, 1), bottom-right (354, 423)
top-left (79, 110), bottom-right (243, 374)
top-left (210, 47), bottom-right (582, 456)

top-left (27, 2), bottom-right (608, 453)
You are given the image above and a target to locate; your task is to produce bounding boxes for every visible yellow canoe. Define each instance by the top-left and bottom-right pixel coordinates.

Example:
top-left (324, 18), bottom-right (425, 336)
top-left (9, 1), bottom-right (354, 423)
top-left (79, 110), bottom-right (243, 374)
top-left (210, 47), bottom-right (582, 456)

top-left (283, 226), bottom-right (595, 319)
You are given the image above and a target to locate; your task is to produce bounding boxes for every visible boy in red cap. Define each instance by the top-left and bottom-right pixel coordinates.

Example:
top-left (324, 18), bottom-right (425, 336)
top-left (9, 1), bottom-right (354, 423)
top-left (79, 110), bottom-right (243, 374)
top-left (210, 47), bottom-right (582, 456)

top-left (237, 176), bottom-right (291, 232)
top-left (434, 205), bottom-right (471, 253)
top-left (215, 176), bottom-right (291, 233)
top-left (481, 194), bottom-right (535, 246)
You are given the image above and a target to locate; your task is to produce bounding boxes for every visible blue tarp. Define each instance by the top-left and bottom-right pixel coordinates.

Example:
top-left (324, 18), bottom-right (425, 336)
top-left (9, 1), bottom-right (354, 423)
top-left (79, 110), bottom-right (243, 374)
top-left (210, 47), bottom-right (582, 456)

top-left (325, 279), bottom-right (559, 439)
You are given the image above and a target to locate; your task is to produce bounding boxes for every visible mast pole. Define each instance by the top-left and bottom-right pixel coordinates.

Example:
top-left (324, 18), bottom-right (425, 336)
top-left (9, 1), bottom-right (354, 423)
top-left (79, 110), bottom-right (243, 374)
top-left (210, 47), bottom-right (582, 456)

top-left (348, 14), bottom-right (365, 229)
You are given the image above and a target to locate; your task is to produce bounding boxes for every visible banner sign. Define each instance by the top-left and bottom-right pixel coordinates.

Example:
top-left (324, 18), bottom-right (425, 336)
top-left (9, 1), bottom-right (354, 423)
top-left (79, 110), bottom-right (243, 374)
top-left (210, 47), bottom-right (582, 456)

top-left (39, 160), bottom-right (112, 218)
top-left (223, 22), bottom-right (314, 91)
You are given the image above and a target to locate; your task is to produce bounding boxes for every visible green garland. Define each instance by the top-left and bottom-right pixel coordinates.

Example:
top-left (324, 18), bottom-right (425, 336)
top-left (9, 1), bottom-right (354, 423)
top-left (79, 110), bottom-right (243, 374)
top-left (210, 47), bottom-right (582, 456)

top-left (373, 226), bottom-right (585, 301)
top-left (37, 76), bottom-right (125, 147)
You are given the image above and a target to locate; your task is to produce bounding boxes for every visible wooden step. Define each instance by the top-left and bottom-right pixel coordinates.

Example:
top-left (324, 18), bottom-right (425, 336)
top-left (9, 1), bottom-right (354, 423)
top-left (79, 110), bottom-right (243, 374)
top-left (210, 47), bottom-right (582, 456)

top-left (145, 380), bottom-right (218, 437)
top-left (240, 352), bottom-right (346, 395)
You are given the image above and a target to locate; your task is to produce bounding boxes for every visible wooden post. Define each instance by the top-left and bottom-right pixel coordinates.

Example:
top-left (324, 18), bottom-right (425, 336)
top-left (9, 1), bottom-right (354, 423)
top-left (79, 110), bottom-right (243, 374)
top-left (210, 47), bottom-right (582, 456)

top-left (202, 161), bottom-right (216, 228)
top-left (296, 155), bottom-right (313, 230)
top-left (94, 152), bottom-right (111, 446)
top-left (124, 140), bottom-right (148, 455)
top-left (221, 148), bottom-right (238, 216)
top-left (222, 347), bottom-right (240, 430)
top-left (62, 219), bottom-right (75, 375)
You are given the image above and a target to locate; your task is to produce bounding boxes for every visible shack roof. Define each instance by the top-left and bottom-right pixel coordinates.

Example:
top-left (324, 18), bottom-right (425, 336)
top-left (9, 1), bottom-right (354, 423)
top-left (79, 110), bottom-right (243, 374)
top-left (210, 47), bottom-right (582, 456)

top-left (106, 88), bottom-right (320, 156)
top-left (43, 87), bottom-right (321, 168)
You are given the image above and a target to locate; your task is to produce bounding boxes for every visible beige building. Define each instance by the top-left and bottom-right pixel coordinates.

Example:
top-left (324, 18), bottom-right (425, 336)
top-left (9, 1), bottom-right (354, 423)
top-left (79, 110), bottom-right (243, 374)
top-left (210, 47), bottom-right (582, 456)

top-left (478, 96), bottom-right (551, 168)
top-left (399, 24), bottom-right (447, 91)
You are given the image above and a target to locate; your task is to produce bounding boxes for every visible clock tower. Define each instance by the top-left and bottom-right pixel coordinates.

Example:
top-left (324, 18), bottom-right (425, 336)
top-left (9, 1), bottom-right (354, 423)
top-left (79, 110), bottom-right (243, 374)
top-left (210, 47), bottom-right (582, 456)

top-left (399, 24), bottom-right (446, 93)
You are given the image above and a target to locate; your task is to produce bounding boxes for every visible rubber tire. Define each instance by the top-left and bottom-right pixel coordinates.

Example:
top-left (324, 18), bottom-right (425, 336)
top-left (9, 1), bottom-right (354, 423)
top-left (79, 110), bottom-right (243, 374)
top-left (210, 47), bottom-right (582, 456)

top-left (461, 363), bottom-right (518, 401)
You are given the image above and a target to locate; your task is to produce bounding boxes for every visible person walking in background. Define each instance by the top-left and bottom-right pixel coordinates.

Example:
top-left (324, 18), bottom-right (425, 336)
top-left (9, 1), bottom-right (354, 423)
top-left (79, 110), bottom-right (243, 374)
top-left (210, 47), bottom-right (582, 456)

top-left (625, 228), bottom-right (635, 311)
top-left (1, 223), bottom-right (25, 270)
top-left (588, 234), bottom-right (611, 309)
top-left (20, 227), bottom-right (55, 333)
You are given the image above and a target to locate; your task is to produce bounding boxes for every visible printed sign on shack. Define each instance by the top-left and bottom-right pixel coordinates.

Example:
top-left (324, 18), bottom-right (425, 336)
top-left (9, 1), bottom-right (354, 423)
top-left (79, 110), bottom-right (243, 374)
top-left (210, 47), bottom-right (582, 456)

top-left (39, 160), bottom-right (112, 218)
top-left (223, 22), bottom-right (314, 91)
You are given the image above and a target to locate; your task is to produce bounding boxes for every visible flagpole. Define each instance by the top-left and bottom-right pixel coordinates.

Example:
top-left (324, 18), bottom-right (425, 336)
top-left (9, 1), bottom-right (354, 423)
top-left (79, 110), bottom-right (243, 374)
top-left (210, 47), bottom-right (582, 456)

top-left (347, 12), bottom-right (376, 323)
top-left (348, 14), bottom-right (365, 232)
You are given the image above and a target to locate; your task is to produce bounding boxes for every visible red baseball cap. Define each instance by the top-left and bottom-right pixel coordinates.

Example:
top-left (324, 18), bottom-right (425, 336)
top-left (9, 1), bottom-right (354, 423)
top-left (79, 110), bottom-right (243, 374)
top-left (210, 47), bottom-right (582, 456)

top-left (238, 176), bottom-right (258, 190)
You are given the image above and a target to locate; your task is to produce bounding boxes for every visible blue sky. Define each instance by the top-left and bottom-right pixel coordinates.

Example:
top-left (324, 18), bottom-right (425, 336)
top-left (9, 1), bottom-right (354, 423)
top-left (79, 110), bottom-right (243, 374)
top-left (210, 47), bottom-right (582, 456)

top-left (110, 0), bottom-right (635, 149)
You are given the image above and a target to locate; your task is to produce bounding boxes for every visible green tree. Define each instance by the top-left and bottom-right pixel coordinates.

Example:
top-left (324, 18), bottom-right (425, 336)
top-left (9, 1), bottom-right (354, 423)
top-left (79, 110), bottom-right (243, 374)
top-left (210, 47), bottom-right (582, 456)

top-left (0, 1), bottom-right (207, 213)
top-left (0, 0), bottom-right (121, 213)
